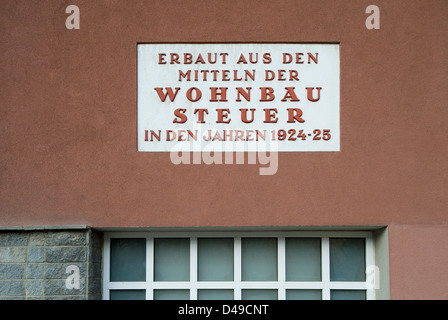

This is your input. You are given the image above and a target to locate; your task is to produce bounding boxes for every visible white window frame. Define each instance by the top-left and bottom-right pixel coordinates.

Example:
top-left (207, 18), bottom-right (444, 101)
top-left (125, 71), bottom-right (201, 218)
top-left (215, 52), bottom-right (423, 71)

top-left (102, 231), bottom-right (375, 300)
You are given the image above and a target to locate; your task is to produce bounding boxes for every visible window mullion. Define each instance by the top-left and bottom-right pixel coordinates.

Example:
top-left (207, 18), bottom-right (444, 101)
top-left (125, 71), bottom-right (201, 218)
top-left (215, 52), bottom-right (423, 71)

top-left (146, 236), bottom-right (154, 300)
top-left (190, 237), bottom-right (198, 300)
top-left (365, 235), bottom-right (376, 300)
top-left (321, 237), bottom-right (331, 300)
top-left (278, 237), bottom-right (286, 300)
top-left (234, 236), bottom-right (242, 300)
top-left (102, 235), bottom-right (111, 300)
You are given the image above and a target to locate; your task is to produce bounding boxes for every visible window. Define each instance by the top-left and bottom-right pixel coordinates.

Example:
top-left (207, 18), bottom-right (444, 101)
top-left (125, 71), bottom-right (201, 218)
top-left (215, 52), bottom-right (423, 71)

top-left (103, 231), bottom-right (375, 300)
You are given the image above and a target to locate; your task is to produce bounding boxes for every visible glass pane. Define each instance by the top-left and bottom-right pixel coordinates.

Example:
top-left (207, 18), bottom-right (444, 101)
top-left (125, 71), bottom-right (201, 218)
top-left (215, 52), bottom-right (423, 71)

top-left (242, 289), bottom-right (278, 300)
top-left (331, 290), bottom-right (366, 300)
top-left (198, 238), bottom-right (234, 281)
top-left (110, 238), bottom-right (146, 281)
top-left (242, 238), bottom-right (277, 281)
top-left (110, 290), bottom-right (145, 300)
top-left (198, 289), bottom-right (234, 300)
top-left (286, 238), bottom-right (321, 281)
top-left (154, 289), bottom-right (190, 300)
top-left (154, 238), bottom-right (190, 281)
top-left (286, 289), bottom-right (322, 300)
top-left (330, 238), bottom-right (365, 281)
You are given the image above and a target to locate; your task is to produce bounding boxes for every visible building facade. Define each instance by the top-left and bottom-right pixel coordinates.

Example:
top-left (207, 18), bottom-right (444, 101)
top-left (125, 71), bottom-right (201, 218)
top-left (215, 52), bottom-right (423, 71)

top-left (1, 0), bottom-right (447, 300)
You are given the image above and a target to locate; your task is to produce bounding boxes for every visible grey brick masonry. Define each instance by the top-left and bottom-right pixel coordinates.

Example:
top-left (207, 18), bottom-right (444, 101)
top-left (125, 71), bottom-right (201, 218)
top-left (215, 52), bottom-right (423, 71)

top-left (0, 227), bottom-right (102, 300)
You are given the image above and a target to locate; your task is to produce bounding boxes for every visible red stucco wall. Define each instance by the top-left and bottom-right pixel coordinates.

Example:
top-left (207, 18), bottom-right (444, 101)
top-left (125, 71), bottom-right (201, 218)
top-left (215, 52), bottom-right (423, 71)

top-left (389, 225), bottom-right (448, 299)
top-left (1, 0), bottom-right (447, 299)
